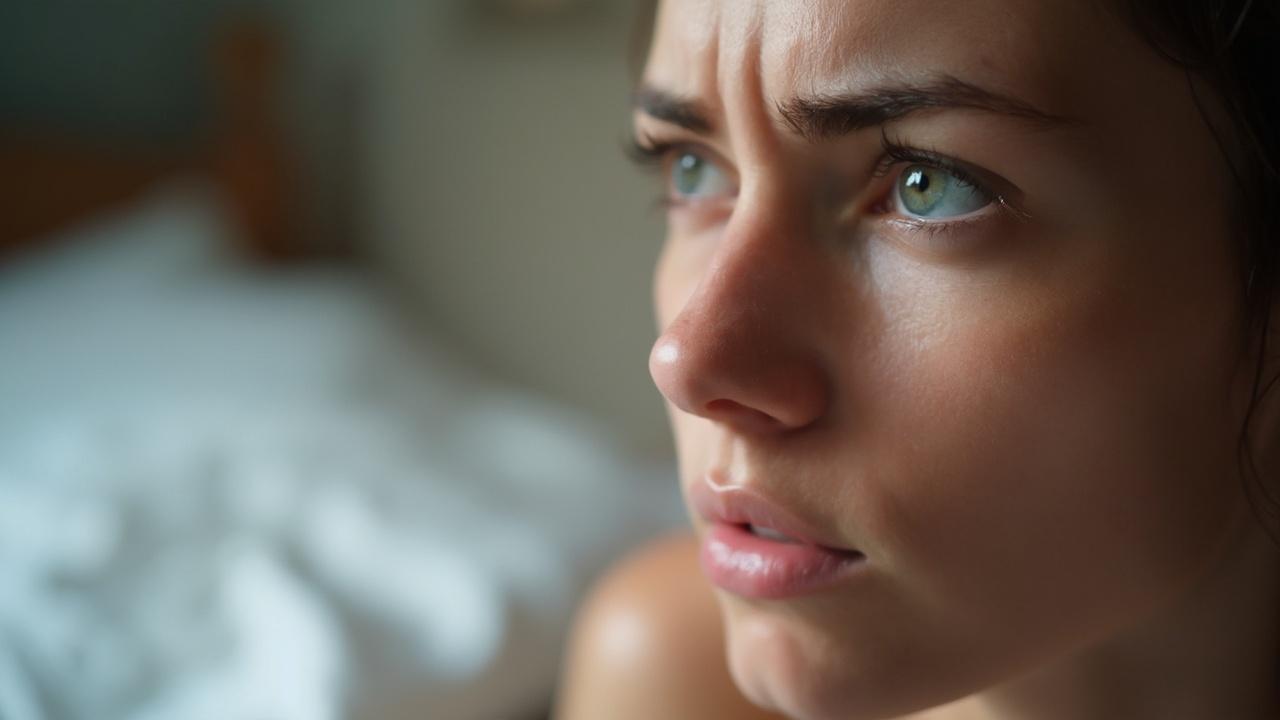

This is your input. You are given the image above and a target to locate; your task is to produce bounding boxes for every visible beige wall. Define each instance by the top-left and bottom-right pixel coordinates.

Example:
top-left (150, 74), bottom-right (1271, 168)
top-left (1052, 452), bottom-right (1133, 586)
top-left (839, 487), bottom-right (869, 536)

top-left (360, 1), bottom-right (671, 458)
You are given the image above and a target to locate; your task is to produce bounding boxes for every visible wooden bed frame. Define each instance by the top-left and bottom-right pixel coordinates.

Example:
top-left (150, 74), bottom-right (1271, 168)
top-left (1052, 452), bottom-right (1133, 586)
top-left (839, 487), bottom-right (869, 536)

top-left (0, 18), bottom-right (295, 265)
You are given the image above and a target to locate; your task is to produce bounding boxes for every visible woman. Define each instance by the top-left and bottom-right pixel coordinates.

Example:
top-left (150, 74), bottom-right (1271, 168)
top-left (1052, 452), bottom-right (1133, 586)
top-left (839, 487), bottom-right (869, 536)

top-left (558, 1), bottom-right (1280, 718)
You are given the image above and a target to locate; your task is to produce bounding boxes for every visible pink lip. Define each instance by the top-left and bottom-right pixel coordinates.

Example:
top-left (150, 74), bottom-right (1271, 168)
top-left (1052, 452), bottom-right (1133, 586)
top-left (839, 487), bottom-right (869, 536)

top-left (689, 477), bottom-right (866, 599)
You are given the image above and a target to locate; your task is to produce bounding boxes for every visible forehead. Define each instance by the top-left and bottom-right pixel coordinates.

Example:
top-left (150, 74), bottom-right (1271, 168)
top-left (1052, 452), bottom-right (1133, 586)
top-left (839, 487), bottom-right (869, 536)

top-left (644, 0), bottom-right (1118, 118)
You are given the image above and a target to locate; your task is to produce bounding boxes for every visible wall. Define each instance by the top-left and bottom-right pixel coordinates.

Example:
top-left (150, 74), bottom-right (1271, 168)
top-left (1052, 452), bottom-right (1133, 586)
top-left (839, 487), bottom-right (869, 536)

top-left (361, 0), bottom-right (672, 458)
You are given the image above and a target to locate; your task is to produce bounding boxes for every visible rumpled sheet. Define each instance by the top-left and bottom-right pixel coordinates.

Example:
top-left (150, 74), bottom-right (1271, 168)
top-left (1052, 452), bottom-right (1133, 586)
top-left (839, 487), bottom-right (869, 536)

top-left (0, 183), bottom-right (682, 720)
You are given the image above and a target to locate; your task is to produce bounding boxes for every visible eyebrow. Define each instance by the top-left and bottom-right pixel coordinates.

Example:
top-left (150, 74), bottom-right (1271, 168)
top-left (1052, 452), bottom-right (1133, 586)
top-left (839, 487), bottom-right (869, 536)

top-left (633, 75), bottom-right (1079, 140)
top-left (632, 85), bottom-right (715, 133)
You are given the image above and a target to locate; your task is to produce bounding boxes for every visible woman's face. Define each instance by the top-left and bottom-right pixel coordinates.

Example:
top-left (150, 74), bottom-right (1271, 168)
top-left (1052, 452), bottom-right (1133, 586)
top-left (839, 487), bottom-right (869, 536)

top-left (640, 1), bottom-right (1260, 718)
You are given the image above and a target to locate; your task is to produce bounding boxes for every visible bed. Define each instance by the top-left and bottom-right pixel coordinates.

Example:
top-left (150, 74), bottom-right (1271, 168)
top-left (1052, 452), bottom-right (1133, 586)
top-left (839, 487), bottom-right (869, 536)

top-left (0, 176), bottom-right (683, 720)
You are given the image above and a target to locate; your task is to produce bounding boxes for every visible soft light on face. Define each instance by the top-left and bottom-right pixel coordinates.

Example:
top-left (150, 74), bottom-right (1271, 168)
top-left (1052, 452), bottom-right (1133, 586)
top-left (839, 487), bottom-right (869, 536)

top-left (638, 1), bottom-right (1257, 718)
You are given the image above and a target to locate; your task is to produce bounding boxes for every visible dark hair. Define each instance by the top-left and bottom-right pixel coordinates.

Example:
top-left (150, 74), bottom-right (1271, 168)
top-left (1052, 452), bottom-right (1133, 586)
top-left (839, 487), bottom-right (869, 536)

top-left (1114, 0), bottom-right (1280, 542)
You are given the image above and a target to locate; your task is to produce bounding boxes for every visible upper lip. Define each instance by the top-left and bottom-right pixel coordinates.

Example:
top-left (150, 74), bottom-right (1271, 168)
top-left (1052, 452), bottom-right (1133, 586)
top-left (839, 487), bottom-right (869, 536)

top-left (689, 474), bottom-right (860, 553)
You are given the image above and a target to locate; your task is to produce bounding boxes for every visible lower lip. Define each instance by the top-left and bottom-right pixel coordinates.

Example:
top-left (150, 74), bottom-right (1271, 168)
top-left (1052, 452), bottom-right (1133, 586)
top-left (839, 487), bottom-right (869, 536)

top-left (700, 523), bottom-right (866, 599)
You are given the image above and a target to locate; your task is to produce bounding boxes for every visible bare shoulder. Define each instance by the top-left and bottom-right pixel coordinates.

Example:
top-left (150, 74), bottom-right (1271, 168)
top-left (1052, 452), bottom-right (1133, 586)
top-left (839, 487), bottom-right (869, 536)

top-left (554, 531), bottom-right (787, 720)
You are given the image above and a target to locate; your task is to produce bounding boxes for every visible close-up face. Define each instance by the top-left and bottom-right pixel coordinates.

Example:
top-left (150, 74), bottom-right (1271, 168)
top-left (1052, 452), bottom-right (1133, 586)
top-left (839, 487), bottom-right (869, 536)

top-left (638, 1), bottom-right (1266, 718)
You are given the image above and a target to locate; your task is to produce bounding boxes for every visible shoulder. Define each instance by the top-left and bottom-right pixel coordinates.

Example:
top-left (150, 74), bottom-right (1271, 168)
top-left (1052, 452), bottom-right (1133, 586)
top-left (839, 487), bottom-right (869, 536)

top-left (554, 532), bottom-right (785, 720)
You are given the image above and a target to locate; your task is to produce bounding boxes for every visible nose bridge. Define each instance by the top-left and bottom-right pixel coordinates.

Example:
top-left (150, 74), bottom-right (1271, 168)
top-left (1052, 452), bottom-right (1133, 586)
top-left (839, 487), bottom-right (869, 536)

top-left (684, 195), bottom-right (801, 338)
top-left (678, 152), bottom-right (812, 313)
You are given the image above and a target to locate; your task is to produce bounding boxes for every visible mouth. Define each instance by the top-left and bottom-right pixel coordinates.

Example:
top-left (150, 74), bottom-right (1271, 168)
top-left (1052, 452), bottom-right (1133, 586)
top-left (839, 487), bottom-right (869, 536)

top-left (745, 522), bottom-right (799, 543)
top-left (689, 477), bottom-right (867, 599)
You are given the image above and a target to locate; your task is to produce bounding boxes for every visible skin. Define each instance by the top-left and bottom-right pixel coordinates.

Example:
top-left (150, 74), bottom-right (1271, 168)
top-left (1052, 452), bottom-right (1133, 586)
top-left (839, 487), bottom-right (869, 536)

top-left (559, 1), bottom-right (1280, 719)
top-left (556, 533), bottom-right (787, 720)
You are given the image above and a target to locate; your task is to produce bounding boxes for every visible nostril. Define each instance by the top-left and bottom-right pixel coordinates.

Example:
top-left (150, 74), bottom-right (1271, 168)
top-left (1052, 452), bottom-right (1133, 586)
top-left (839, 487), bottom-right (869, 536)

top-left (704, 399), bottom-right (784, 432)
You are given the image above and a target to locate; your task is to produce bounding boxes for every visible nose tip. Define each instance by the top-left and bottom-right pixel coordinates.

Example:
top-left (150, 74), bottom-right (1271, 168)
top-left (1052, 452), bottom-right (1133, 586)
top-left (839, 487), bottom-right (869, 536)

top-left (649, 332), bottom-right (829, 434)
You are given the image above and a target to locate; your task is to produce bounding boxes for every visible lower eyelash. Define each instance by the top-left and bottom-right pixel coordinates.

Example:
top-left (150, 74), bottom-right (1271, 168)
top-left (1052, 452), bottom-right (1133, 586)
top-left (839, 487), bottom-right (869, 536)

top-left (884, 213), bottom-right (990, 240)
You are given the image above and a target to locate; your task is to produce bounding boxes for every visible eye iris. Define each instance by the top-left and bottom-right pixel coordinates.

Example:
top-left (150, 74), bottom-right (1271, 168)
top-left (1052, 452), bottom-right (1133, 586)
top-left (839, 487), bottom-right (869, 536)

top-left (673, 153), bottom-right (705, 196)
top-left (899, 165), bottom-right (948, 215)
top-left (895, 163), bottom-right (992, 219)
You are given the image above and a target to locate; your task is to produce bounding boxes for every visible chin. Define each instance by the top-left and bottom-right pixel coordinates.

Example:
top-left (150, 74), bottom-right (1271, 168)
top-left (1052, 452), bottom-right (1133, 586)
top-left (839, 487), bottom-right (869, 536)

top-left (721, 606), bottom-right (931, 720)
top-left (719, 597), bottom-right (996, 720)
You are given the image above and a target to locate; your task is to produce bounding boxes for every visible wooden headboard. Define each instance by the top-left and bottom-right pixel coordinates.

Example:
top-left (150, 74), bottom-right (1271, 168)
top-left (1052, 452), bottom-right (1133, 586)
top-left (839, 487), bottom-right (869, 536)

top-left (0, 18), bottom-right (296, 265)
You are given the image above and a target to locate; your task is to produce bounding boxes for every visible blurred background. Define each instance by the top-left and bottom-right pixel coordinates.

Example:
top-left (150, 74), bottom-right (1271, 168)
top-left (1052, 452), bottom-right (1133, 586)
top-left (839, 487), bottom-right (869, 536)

top-left (0, 1), bottom-right (680, 718)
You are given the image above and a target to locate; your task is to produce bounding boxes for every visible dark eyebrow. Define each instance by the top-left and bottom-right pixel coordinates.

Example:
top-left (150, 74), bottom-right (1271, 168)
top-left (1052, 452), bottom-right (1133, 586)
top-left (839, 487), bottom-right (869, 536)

top-left (779, 75), bottom-right (1080, 140)
top-left (632, 84), bottom-right (714, 133)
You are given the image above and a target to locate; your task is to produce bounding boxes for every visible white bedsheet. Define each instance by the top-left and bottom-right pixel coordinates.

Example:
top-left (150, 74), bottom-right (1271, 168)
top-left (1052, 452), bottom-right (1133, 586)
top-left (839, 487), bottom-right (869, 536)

top-left (0, 182), bottom-right (683, 720)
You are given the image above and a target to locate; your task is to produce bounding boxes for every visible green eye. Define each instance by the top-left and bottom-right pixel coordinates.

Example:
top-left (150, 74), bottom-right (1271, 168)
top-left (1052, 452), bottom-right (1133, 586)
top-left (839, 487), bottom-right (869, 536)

top-left (896, 164), bottom-right (992, 218)
top-left (670, 151), bottom-right (731, 199)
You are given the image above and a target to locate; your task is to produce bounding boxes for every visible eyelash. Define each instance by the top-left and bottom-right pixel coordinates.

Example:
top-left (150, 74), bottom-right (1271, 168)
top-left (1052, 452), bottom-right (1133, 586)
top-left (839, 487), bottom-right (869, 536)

top-left (626, 130), bottom-right (1018, 230)
top-left (872, 133), bottom-right (988, 197)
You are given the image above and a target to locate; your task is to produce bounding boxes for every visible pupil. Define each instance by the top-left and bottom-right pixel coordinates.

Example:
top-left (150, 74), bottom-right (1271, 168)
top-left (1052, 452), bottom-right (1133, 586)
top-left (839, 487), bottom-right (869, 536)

top-left (906, 168), bottom-right (929, 192)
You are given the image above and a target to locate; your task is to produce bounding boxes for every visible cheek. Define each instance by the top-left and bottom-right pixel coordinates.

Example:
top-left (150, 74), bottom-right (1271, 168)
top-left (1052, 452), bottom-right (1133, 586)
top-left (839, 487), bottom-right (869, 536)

top-left (859, 258), bottom-right (1244, 646)
top-left (653, 240), bottom-right (708, 474)
top-left (652, 241), bottom-right (679, 331)
top-left (653, 232), bottom-right (716, 331)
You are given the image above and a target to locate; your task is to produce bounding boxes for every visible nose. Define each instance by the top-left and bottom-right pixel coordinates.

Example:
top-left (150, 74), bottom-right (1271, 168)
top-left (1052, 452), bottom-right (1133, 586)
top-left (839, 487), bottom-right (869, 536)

top-left (649, 210), bottom-right (831, 435)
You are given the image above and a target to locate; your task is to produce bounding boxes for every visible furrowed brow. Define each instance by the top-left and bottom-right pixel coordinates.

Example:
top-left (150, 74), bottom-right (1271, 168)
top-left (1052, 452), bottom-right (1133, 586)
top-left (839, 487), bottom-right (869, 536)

top-left (633, 84), bottom-right (714, 134)
top-left (778, 75), bottom-right (1079, 140)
